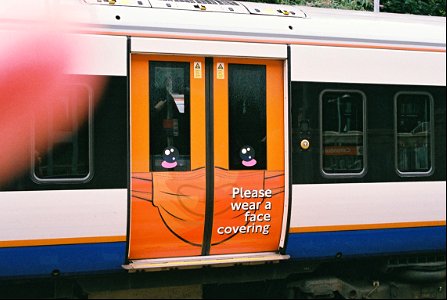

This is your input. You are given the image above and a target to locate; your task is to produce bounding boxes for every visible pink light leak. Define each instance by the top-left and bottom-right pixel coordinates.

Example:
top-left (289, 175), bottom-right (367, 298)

top-left (0, 5), bottom-right (105, 185)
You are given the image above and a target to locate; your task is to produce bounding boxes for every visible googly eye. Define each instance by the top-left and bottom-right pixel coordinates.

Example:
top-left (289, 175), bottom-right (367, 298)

top-left (165, 149), bottom-right (170, 155)
top-left (171, 148), bottom-right (174, 152)
top-left (242, 149), bottom-right (247, 154)
top-left (247, 147), bottom-right (250, 151)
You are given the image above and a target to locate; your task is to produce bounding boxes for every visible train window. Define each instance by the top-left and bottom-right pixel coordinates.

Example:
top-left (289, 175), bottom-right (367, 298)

top-left (395, 92), bottom-right (433, 176)
top-left (320, 90), bottom-right (366, 177)
top-left (228, 64), bottom-right (266, 170)
top-left (33, 84), bottom-right (92, 182)
top-left (149, 61), bottom-right (190, 171)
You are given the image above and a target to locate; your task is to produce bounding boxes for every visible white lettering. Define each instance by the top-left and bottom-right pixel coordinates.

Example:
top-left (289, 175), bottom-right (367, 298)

top-left (232, 187), bottom-right (240, 199)
top-left (232, 201), bottom-right (262, 211)
top-left (216, 224), bottom-right (270, 235)
top-left (231, 202), bottom-right (241, 210)
top-left (231, 187), bottom-right (273, 199)
top-left (243, 211), bottom-right (271, 222)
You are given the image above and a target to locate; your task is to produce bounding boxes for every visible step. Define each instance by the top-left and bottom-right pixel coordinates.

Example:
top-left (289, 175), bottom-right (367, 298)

top-left (123, 252), bottom-right (290, 272)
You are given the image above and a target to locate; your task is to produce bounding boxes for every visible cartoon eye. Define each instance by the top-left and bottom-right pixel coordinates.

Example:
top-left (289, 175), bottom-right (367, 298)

top-left (162, 146), bottom-right (179, 165)
top-left (239, 145), bottom-right (257, 167)
top-left (239, 145), bottom-right (255, 162)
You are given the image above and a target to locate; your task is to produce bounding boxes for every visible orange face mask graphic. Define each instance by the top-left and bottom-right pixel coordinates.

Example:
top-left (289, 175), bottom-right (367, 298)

top-left (130, 168), bottom-right (284, 258)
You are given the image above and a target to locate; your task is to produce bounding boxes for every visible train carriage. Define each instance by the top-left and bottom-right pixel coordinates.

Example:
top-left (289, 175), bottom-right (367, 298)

top-left (0, 0), bottom-right (445, 298)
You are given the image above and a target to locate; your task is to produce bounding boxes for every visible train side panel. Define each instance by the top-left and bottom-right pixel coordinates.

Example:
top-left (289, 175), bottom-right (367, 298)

top-left (288, 43), bottom-right (446, 259)
top-left (0, 1), bottom-right (445, 289)
top-left (0, 34), bottom-right (129, 278)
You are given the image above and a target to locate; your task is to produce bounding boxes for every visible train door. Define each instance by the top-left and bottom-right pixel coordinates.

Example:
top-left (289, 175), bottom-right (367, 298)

top-left (128, 54), bottom-right (287, 264)
top-left (209, 58), bottom-right (286, 255)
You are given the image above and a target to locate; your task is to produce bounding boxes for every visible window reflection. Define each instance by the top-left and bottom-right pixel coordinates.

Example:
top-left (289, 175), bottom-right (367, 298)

top-left (396, 93), bottom-right (432, 174)
top-left (34, 84), bottom-right (91, 181)
top-left (321, 90), bottom-right (365, 175)
top-left (149, 62), bottom-right (190, 171)
top-left (228, 64), bottom-right (266, 170)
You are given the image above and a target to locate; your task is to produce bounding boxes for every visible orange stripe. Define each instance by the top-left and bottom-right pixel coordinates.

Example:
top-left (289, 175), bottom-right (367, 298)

top-left (0, 236), bottom-right (126, 248)
top-left (213, 59), bottom-right (229, 169)
top-left (266, 60), bottom-right (284, 170)
top-left (189, 58), bottom-right (207, 169)
top-left (131, 55), bottom-right (150, 172)
top-left (290, 221), bottom-right (446, 233)
top-left (83, 29), bottom-right (446, 53)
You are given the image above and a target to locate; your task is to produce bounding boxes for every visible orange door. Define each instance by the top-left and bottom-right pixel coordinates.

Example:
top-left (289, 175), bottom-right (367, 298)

top-left (129, 55), bottom-right (206, 259)
top-left (209, 59), bottom-right (285, 255)
top-left (129, 55), bottom-right (285, 260)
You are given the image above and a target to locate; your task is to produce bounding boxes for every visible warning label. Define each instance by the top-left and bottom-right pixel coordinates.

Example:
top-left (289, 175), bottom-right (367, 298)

top-left (194, 62), bottom-right (202, 79)
top-left (216, 62), bottom-right (224, 80)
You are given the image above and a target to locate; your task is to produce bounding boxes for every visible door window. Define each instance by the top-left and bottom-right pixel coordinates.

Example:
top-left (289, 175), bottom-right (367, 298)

top-left (228, 64), bottom-right (266, 170)
top-left (149, 62), bottom-right (191, 171)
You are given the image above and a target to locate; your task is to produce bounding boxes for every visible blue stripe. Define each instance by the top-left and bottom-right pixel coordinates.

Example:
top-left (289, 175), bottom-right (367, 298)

top-left (286, 226), bottom-right (446, 259)
top-left (0, 242), bottom-right (126, 278)
top-left (2, 227), bottom-right (445, 278)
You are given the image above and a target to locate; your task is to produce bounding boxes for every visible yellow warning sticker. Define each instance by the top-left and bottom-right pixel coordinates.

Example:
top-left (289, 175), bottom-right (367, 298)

top-left (194, 62), bottom-right (202, 79)
top-left (217, 63), bottom-right (224, 80)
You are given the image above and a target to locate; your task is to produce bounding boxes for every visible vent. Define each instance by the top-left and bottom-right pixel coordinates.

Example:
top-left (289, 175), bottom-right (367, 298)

top-left (148, 0), bottom-right (249, 13)
top-left (387, 254), bottom-right (446, 268)
top-left (239, 1), bottom-right (305, 18)
top-left (83, 0), bottom-right (151, 7)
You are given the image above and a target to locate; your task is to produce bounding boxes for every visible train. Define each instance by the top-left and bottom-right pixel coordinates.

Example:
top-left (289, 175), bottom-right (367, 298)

top-left (0, 0), bottom-right (445, 298)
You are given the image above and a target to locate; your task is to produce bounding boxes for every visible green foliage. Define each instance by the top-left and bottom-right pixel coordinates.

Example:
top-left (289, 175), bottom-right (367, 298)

top-left (380, 0), bottom-right (446, 16)
top-left (288, 0), bottom-right (373, 11)
top-left (246, 0), bottom-right (446, 16)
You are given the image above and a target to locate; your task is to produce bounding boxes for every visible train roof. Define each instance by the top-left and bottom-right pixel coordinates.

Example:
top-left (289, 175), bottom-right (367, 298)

top-left (1, 0), bottom-right (446, 50)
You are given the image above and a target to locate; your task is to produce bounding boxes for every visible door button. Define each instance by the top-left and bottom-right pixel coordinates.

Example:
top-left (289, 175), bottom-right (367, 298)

top-left (300, 139), bottom-right (310, 150)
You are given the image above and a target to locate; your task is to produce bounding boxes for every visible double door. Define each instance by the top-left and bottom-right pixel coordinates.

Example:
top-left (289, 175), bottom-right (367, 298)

top-left (129, 55), bottom-right (286, 259)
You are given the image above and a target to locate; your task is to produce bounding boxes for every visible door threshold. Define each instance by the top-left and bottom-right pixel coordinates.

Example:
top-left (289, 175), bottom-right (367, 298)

top-left (123, 252), bottom-right (290, 272)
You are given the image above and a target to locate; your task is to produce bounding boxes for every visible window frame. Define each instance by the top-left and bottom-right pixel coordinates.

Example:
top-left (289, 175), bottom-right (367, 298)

top-left (148, 60), bottom-right (191, 172)
top-left (319, 89), bottom-right (367, 178)
top-left (227, 63), bottom-right (267, 171)
top-left (394, 91), bottom-right (435, 177)
top-left (31, 83), bottom-right (94, 184)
